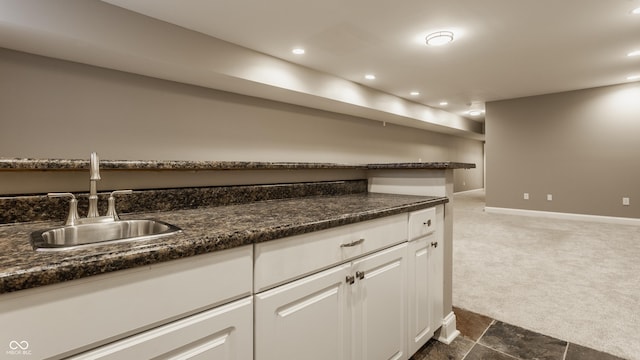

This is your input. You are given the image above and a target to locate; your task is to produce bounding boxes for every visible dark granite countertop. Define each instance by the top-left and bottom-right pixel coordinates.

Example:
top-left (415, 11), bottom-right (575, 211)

top-left (0, 193), bottom-right (447, 294)
top-left (0, 158), bottom-right (474, 171)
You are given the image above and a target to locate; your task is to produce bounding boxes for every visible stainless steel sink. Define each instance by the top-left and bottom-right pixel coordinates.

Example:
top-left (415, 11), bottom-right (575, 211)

top-left (31, 219), bottom-right (182, 251)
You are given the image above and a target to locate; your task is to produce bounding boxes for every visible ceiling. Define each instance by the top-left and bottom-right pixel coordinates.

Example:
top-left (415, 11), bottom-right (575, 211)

top-left (102, 0), bottom-right (640, 122)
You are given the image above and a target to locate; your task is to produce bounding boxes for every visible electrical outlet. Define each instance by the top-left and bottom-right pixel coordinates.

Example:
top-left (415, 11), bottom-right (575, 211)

top-left (547, 194), bottom-right (553, 201)
top-left (623, 197), bottom-right (630, 206)
top-left (523, 193), bottom-right (529, 200)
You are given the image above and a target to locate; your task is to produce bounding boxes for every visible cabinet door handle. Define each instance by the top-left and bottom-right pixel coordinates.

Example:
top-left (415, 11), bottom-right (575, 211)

top-left (340, 238), bottom-right (365, 248)
top-left (424, 219), bottom-right (432, 227)
top-left (431, 241), bottom-right (438, 248)
top-left (355, 271), bottom-right (365, 280)
top-left (346, 275), bottom-right (355, 285)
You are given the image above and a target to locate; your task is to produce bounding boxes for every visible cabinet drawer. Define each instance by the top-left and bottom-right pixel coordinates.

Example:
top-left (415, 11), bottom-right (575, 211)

top-left (70, 296), bottom-right (253, 360)
top-left (254, 214), bottom-right (408, 292)
top-left (408, 207), bottom-right (436, 240)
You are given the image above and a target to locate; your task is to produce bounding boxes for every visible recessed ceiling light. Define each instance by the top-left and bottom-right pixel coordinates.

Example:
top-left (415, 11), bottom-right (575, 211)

top-left (627, 50), bottom-right (640, 57)
top-left (364, 74), bottom-right (376, 80)
top-left (627, 75), bottom-right (640, 81)
top-left (632, 7), bottom-right (640, 14)
top-left (292, 48), bottom-right (305, 55)
top-left (426, 31), bottom-right (454, 46)
top-left (410, 91), bottom-right (420, 96)
top-left (439, 101), bottom-right (448, 106)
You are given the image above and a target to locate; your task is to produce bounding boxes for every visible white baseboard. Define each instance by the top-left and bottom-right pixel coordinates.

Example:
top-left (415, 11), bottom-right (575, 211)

top-left (437, 311), bottom-right (460, 345)
top-left (485, 206), bottom-right (640, 226)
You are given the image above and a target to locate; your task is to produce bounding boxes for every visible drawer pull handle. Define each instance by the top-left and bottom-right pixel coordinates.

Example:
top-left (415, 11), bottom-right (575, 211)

top-left (356, 271), bottom-right (365, 280)
top-left (346, 275), bottom-right (355, 285)
top-left (423, 219), bottom-right (432, 227)
top-left (431, 241), bottom-right (438, 248)
top-left (340, 238), bottom-right (365, 248)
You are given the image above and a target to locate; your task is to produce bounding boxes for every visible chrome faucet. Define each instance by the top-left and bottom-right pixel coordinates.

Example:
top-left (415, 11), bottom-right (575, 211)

top-left (87, 152), bottom-right (101, 218)
top-left (48, 152), bottom-right (132, 225)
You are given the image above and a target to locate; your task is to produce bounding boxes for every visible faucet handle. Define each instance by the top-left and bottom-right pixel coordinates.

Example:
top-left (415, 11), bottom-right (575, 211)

top-left (48, 192), bottom-right (80, 226)
top-left (106, 190), bottom-right (133, 221)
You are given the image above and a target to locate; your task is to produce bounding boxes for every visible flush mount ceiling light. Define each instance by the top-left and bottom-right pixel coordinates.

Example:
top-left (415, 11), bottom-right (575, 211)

top-left (632, 7), bottom-right (640, 14)
top-left (410, 91), bottom-right (420, 96)
top-left (426, 31), bottom-right (454, 46)
top-left (439, 101), bottom-right (448, 106)
top-left (466, 101), bottom-right (485, 116)
top-left (467, 108), bottom-right (485, 116)
top-left (364, 74), bottom-right (376, 80)
top-left (628, 50), bottom-right (640, 57)
top-left (627, 75), bottom-right (640, 81)
top-left (292, 48), bottom-right (305, 55)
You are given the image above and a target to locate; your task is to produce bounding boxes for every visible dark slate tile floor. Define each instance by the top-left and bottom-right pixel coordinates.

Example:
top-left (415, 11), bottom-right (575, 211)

top-left (409, 307), bottom-right (627, 360)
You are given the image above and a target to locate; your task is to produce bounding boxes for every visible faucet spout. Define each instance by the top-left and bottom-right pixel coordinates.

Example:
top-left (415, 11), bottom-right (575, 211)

top-left (88, 152), bottom-right (101, 218)
top-left (90, 152), bottom-right (101, 181)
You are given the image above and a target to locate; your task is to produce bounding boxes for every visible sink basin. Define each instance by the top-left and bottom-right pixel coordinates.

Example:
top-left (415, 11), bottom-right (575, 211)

top-left (31, 219), bottom-right (182, 251)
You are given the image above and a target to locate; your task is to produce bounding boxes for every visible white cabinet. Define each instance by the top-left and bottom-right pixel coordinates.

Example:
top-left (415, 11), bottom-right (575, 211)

top-left (255, 263), bottom-right (351, 360)
top-left (69, 296), bottom-right (253, 360)
top-left (428, 207), bottom-right (445, 340)
top-left (0, 245), bottom-right (253, 359)
top-left (255, 242), bottom-right (407, 360)
top-left (406, 206), bottom-right (444, 355)
top-left (407, 235), bottom-right (432, 354)
top-left (351, 243), bottom-right (407, 360)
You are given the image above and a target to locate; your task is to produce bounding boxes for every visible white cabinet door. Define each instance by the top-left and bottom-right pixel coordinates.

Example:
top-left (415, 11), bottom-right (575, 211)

top-left (428, 228), bottom-right (444, 335)
top-left (352, 243), bottom-right (407, 360)
top-left (69, 296), bottom-right (253, 360)
top-left (407, 235), bottom-right (432, 355)
top-left (255, 263), bottom-right (352, 360)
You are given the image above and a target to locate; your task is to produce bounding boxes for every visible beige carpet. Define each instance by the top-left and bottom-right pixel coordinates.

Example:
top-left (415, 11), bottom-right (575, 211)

top-left (452, 189), bottom-right (640, 360)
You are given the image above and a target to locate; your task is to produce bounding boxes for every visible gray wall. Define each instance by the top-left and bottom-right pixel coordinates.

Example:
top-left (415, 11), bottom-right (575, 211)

top-left (486, 82), bottom-right (640, 218)
top-left (0, 48), bottom-right (483, 194)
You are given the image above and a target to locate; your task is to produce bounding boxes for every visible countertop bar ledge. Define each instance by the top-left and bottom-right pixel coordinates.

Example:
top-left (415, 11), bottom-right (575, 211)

top-left (0, 158), bottom-right (475, 171)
